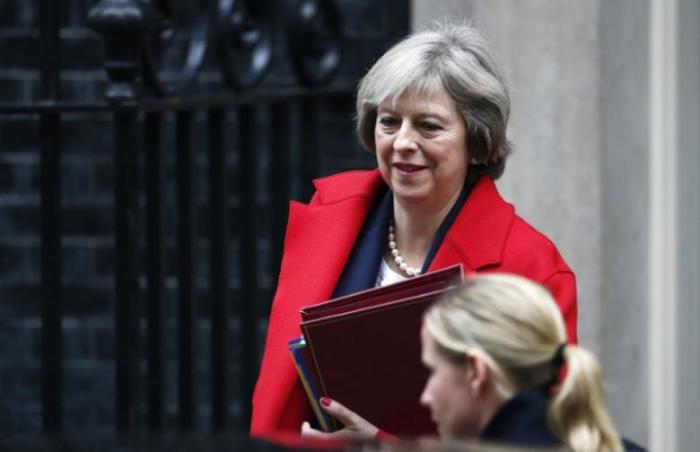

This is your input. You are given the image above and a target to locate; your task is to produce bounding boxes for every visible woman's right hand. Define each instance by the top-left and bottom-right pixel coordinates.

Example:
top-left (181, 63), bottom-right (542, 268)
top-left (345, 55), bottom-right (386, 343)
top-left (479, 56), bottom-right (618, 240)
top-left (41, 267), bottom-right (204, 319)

top-left (301, 397), bottom-right (379, 441)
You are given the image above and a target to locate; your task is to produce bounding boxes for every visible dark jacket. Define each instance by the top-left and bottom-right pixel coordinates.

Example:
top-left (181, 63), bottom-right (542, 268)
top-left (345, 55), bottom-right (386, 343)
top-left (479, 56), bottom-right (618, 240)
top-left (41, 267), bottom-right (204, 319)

top-left (480, 388), bottom-right (646, 451)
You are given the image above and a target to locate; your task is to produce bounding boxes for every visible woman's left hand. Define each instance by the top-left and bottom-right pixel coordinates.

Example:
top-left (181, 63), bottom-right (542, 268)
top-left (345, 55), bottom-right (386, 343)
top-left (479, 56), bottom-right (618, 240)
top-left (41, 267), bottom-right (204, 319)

top-left (301, 397), bottom-right (379, 441)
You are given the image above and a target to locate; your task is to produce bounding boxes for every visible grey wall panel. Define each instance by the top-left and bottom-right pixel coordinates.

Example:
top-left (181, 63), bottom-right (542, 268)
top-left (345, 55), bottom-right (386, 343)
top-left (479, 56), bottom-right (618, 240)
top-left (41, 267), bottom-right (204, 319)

top-left (598, 0), bottom-right (650, 445)
top-left (413, 0), bottom-right (651, 446)
top-left (676, 0), bottom-right (700, 448)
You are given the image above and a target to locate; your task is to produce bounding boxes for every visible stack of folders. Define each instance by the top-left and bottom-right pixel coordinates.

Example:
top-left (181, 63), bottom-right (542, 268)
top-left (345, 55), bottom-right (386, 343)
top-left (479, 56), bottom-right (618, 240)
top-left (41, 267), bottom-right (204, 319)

top-left (288, 264), bottom-right (464, 436)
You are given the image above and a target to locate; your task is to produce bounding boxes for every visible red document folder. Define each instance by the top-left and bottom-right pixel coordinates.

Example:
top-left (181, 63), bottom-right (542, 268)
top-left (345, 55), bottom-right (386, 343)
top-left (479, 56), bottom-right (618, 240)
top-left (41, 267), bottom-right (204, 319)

top-left (292, 265), bottom-right (463, 436)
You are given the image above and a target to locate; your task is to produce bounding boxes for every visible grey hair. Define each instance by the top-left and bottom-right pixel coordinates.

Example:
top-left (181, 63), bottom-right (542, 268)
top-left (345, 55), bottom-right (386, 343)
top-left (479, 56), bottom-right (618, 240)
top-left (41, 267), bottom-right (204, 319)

top-left (356, 23), bottom-right (513, 179)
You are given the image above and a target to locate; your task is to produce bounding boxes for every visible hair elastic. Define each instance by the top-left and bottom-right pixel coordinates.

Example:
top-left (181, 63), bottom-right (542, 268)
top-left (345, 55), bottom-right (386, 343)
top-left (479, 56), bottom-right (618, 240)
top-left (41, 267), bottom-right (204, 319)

top-left (552, 342), bottom-right (567, 368)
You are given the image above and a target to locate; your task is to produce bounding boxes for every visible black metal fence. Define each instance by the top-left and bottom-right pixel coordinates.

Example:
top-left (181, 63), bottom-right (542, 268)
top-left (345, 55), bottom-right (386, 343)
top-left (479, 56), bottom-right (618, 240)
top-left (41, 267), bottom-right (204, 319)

top-left (0, 0), bottom-right (408, 441)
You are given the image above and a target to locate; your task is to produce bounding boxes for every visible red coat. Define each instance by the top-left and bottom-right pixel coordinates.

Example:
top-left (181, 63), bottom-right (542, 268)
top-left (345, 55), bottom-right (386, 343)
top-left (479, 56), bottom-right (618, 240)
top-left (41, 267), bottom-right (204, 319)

top-left (250, 169), bottom-right (577, 436)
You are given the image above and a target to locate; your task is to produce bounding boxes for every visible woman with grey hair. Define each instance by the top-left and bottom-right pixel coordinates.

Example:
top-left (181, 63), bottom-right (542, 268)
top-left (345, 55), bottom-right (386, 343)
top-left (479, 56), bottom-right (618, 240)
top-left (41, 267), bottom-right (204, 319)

top-left (251, 24), bottom-right (578, 436)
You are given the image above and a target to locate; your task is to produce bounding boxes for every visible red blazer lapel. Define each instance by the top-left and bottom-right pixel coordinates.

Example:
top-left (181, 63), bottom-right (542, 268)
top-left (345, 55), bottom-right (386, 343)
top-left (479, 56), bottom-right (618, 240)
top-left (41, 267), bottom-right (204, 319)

top-left (277, 170), bottom-right (386, 314)
top-left (428, 177), bottom-right (515, 273)
top-left (276, 199), bottom-right (372, 319)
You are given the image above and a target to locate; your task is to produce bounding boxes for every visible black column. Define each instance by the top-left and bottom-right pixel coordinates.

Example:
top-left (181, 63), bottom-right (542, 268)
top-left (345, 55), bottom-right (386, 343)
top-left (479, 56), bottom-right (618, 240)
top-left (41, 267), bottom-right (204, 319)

top-left (176, 110), bottom-right (197, 431)
top-left (237, 106), bottom-right (258, 428)
top-left (39, 0), bottom-right (62, 435)
top-left (208, 107), bottom-right (230, 431)
top-left (113, 108), bottom-right (142, 432)
top-left (145, 112), bottom-right (165, 430)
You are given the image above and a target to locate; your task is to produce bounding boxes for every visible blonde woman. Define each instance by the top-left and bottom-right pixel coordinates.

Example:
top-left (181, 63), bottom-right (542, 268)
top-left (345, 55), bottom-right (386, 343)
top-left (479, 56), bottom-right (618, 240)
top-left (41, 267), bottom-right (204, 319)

top-left (304, 274), bottom-right (644, 451)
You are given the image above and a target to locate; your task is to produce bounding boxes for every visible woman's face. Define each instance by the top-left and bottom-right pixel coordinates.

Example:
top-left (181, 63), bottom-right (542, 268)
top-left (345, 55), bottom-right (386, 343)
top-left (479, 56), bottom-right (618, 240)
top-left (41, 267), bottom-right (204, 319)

top-left (420, 327), bottom-right (481, 440)
top-left (374, 85), bottom-right (469, 210)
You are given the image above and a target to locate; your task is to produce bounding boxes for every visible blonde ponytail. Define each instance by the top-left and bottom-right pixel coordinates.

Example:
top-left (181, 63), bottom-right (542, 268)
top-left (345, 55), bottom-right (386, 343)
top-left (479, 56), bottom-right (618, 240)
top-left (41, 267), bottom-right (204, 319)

top-left (548, 345), bottom-right (623, 452)
top-left (424, 274), bottom-right (625, 451)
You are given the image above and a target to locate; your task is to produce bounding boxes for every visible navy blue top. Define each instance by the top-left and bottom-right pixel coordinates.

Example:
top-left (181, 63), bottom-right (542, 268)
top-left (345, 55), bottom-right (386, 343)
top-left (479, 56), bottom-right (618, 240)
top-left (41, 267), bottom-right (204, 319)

top-left (479, 388), bottom-right (646, 451)
top-left (479, 387), bottom-right (561, 446)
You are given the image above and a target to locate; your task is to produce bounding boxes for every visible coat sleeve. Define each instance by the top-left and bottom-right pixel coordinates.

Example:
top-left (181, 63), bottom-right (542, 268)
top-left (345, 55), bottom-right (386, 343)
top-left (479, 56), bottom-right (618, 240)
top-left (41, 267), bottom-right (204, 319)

top-left (251, 189), bottom-right (329, 436)
top-left (250, 199), bottom-right (318, 436)
top-left (250, 298), bottom-right (313, 436)
top-left (542, 270), bottom-right (578, 344)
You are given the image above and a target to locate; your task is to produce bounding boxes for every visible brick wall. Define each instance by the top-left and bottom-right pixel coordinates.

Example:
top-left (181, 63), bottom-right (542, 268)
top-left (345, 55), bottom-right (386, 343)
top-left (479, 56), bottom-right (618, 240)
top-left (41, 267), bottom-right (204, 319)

top-left (0, 0), bottom-right (409, 439)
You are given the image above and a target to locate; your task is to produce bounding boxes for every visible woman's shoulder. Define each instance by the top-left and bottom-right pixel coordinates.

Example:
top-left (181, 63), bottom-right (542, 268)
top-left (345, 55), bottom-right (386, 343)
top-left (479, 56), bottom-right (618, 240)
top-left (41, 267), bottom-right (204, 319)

top-left (479, 388), bottom-right (562, 447)
top-left (502, 214), bottom-right (573, 278)
top-left (622, 438), bottom-right (648, 452)
top-left (459, 177), bottom-right (572, 278)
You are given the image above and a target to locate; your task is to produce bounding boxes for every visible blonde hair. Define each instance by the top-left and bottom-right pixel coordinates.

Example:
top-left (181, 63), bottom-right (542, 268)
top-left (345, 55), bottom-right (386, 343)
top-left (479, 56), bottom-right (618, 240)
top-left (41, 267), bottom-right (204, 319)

top-left (355, 23), bottom-right (512, 180)
top-left (423, 274), bottom-right (623, 452)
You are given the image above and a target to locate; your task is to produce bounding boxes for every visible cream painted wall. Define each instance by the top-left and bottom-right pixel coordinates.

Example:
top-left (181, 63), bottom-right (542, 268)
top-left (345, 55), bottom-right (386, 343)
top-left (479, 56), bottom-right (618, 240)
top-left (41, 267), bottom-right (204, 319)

top-left (413, 0), bottom-right (700, 448)
top-left (412, 0), bottom-right (651, 445)
top-left (414, 0), bottom-right (604, 355)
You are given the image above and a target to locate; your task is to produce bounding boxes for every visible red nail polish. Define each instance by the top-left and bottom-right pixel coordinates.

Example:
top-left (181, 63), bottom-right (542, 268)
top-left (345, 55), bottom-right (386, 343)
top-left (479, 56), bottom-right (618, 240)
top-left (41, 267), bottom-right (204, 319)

top-left (320, 397), bottom-right (331, 407)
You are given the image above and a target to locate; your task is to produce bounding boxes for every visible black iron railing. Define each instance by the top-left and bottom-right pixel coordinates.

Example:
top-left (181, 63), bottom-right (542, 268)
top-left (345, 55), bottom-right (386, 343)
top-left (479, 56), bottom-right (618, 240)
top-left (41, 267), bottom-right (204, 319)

top-left (0, 0), bottom-right (409, 441)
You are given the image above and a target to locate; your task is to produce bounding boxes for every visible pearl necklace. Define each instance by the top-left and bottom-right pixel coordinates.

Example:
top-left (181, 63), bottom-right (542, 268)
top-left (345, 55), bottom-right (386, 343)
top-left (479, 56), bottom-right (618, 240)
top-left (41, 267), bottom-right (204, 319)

top-left (387, 220), bottom-right (421, 277)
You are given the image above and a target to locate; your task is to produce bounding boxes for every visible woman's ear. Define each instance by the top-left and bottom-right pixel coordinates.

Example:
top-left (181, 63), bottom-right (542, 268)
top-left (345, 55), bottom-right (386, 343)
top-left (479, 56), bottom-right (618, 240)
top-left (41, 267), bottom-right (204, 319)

top-left (464, 351), bottom-right (490, 396)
